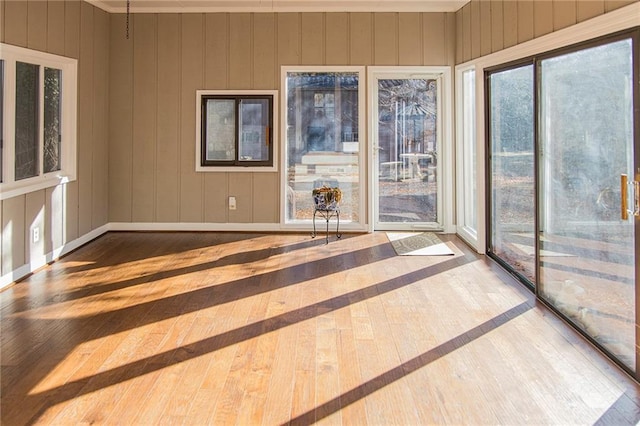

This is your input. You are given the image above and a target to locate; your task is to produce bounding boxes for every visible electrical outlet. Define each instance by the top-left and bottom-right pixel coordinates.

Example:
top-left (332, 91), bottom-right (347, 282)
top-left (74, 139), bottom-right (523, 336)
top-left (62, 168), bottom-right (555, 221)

top-left (229, 196), bottom-right (237, 210)
top-left (32, 227), bottom-right (40, 243)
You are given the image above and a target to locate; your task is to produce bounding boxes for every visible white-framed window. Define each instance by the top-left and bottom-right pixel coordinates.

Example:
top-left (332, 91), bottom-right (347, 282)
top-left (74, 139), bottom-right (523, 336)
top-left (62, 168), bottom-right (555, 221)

top-left (195, 90), bottom-right (278, 173)
top-left (280, 66), bottom-right (366, 231)
top-left (0, 43), bottom-right (77, 200)
top-left (455, 66), bottom-right (478, 248)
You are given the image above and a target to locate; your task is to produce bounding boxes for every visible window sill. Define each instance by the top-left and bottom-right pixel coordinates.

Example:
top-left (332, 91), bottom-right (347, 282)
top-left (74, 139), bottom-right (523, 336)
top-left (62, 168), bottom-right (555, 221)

top-left (195, 165), bottom-right (278, 173)
top-left (0, 174), bottom-right (75, 200)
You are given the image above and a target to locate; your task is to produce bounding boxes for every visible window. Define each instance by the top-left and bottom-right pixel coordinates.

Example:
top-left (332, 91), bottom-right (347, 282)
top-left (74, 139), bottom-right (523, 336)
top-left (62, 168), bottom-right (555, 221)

top-left (196, 90), bottom-right (277, 172)
top-left (281, 67), bottom-right (366, 230)
top-left (0, 43), bottom-right (77, 200)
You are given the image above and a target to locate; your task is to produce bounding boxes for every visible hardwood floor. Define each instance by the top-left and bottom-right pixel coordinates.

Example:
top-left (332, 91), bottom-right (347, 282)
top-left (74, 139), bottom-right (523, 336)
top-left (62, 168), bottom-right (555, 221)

top-left (1, 231), bottom-right (639, 425)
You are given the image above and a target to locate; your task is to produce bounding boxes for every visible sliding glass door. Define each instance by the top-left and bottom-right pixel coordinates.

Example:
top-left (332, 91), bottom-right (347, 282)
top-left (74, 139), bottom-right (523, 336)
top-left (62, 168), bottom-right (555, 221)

top-left (538, 36), bottom-right (637, 370)
top-left (487, 63), bottom-right (536, 284)
top-left (487, 31), bottom-right (639, 374)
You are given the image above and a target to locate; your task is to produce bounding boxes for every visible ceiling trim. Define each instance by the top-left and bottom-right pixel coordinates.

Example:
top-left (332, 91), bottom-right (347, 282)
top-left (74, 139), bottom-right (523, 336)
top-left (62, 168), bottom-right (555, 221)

top-left (84, 0), bottom-right (469, 14)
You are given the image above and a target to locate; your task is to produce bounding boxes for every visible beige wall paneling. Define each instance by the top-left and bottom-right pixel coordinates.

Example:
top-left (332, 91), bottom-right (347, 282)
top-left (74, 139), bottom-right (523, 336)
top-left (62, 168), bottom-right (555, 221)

top-left (65, 0), bottom-right (80, 59)
top-left (606, 0), bottom-right (638, 12)
top-left (301, 13), bottom-right (324, 65)
top-left (462, 4), bottom-right (471, 62)
top-left (180, 14), bottom-right (204, 222)
top-left (45, 186), bottom-right (64, 255)
top-left (374, 13), bottom-right (398, 65)
top-left (25, 191), bottom-right (45, 266)
top-left (77, 2), bottom-right (94, 236)
top-left (252, 173), bottom-right (278, 223)
top-left (277, 13), bottom-right (300, 69)
top-left (253, 13), bottom-right (276, 89)
top-left (64, 181), bottom-right (79, 242)
top-left (204, 174), bottom-right (229, 223)
top-left (64, 0), bottom-right (80, 241)
top-left (577, 0), bottom-right (605, 22)
top-left (131, 14), bottom-right (157, 222)
top-left (108, 14), bottom-right (134, 222)
top-left (228, 173), bottom-right (253, 223)
top-left (350, 13), bottom-right (373, 65)
top-left (455, 10), bottom-right (462, 64)
top-left (470, 0), bottom-right (481, 60)
top-left (204, 13), bottom-right (230, 223)
top-left (534, 1), bottom-right (553, 38)
top-left (92, 8), bottom-right (109, 228)
top-left (229, 13), bottom-right (252, 89)
top-left (27, 0), bottom-right (47, 52)
top-left (424, 13), bottom-right (446, 65)
top-left (205, 13), bottom-right (228, 88)
top-left (503, 0), bottom-right (518, 48)
top-left (491, 0), bottom-right (504, 54)
top-left (398, 13), bottom-right (422, 65)
top-left (47, 0), bottom-right (65, 56)
top-left (480, 2), bottom-right (492, 57)
top-left (553, 0), bottom-right (577, 31)
top-left (2, 197), bottom-right (25, 271)
top-left (445, 13), bottom-right (456, 66)
top-left (155, 14), bottom-right (181, 223)
top-left (0, 0), bottom-right (5, 43)
top-left (517, 1), bottom-right (534, 44)
top-left (4, 0), bottom-right (28, 47)
top-left (325, 13), bottom-right (348, 65)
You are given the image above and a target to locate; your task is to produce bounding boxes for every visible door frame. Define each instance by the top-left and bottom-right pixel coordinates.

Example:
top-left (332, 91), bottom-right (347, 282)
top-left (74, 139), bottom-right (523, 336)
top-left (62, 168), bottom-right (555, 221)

top-left (367, 66), bottom-right (454, 232)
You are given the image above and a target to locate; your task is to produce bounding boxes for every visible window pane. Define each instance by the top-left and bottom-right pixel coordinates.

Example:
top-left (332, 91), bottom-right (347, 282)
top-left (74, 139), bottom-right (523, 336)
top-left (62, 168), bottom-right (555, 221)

top-left (285, 72), bottom-right (360, 222)
top-left (204, 99), bottom-right (235, 162)
top-left (539, 39), bottom-right (635, 369)
top-left (376, 78), bottom-right (439, 225)
top-left (239, 99), bottom-right (270, 162)
top-left (44, 67), bottom-right (62, 173)
top-left (488, 64), bottom-right (535, 283)
top-left (15, 61), bottom-right (39, 180)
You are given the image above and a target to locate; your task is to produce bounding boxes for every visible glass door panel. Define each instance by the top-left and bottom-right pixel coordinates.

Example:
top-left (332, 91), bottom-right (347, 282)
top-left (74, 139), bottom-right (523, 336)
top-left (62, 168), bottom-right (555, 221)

top-left (373, 76), bottom-right (441, 229)
top-left (539, 38), bottom-right (636, 370)
top-left (487, 64), bottom-right (536, 283)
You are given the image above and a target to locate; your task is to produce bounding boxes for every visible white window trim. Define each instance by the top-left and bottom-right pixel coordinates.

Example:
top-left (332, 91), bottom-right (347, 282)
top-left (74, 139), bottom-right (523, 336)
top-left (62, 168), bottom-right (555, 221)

top-left (454, 64), bottom-right (482, 252)
top-left (0, 43), bottom-right (78, 200)
top-left (195, 89), bottom-right (278, 173)
top-left (367, 66), bottom-right (454, 233)
top-left (279, 66), bottom-right (367, 231)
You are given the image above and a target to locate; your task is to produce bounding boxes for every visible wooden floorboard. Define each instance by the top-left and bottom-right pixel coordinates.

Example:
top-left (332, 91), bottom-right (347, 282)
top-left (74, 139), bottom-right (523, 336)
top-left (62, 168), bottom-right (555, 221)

top-left (1, 231), bottom-right (640, 425)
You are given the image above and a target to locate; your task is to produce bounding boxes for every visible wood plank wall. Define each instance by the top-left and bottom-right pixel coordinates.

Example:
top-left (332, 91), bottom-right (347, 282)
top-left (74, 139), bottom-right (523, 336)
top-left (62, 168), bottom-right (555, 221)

top-left (455, 0), bottom-right (638, 63)
top-left (1, 0), bottom-right (109, 279)
top-left (107, 12), bottom-right (457, 224)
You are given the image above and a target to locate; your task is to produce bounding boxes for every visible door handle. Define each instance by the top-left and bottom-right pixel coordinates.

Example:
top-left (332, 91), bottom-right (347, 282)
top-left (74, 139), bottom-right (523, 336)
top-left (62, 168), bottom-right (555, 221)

top-left (621, 174), bottom-right (628, 220)
top-left (621, 173), bottom-right (640, 220)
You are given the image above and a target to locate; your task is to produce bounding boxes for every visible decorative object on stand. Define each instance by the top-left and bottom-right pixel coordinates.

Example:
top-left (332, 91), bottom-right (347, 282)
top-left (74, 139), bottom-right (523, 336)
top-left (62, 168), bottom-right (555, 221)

top-left (311, 186), bottom-right (342, 244)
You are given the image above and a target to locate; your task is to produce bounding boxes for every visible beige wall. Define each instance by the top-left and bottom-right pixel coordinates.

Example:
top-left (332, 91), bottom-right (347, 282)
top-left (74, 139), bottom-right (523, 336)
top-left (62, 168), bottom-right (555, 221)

top-left (1, 0), bottom-right (109, 278)
top-left (455, 0), bottom-right (638, 63)
top-left (107, 12), bottom-right (457, 224)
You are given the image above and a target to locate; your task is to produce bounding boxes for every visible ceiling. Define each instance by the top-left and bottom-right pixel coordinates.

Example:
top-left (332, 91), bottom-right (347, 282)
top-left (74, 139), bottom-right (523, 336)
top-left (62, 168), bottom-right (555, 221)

top-left (85, 0), bottom-right (470, 14)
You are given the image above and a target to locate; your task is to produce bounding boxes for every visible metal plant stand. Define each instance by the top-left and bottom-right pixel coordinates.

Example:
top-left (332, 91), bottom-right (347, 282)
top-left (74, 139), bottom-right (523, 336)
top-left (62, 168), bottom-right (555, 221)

top-left (311, 206), bottom-right (341, 244)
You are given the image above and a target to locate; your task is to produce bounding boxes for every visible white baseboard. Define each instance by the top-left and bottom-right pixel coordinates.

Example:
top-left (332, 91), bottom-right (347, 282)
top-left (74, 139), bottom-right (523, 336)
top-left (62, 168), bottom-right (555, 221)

top-left (108, 222), bottom-right (284, 232)
top-left (1, 224), bottom-right (110, 290)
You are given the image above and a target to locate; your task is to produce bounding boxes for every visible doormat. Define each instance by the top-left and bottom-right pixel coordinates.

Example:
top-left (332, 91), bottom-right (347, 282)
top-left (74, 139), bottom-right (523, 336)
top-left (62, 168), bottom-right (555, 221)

top-left (387, 232), bottom-right (455, 256)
